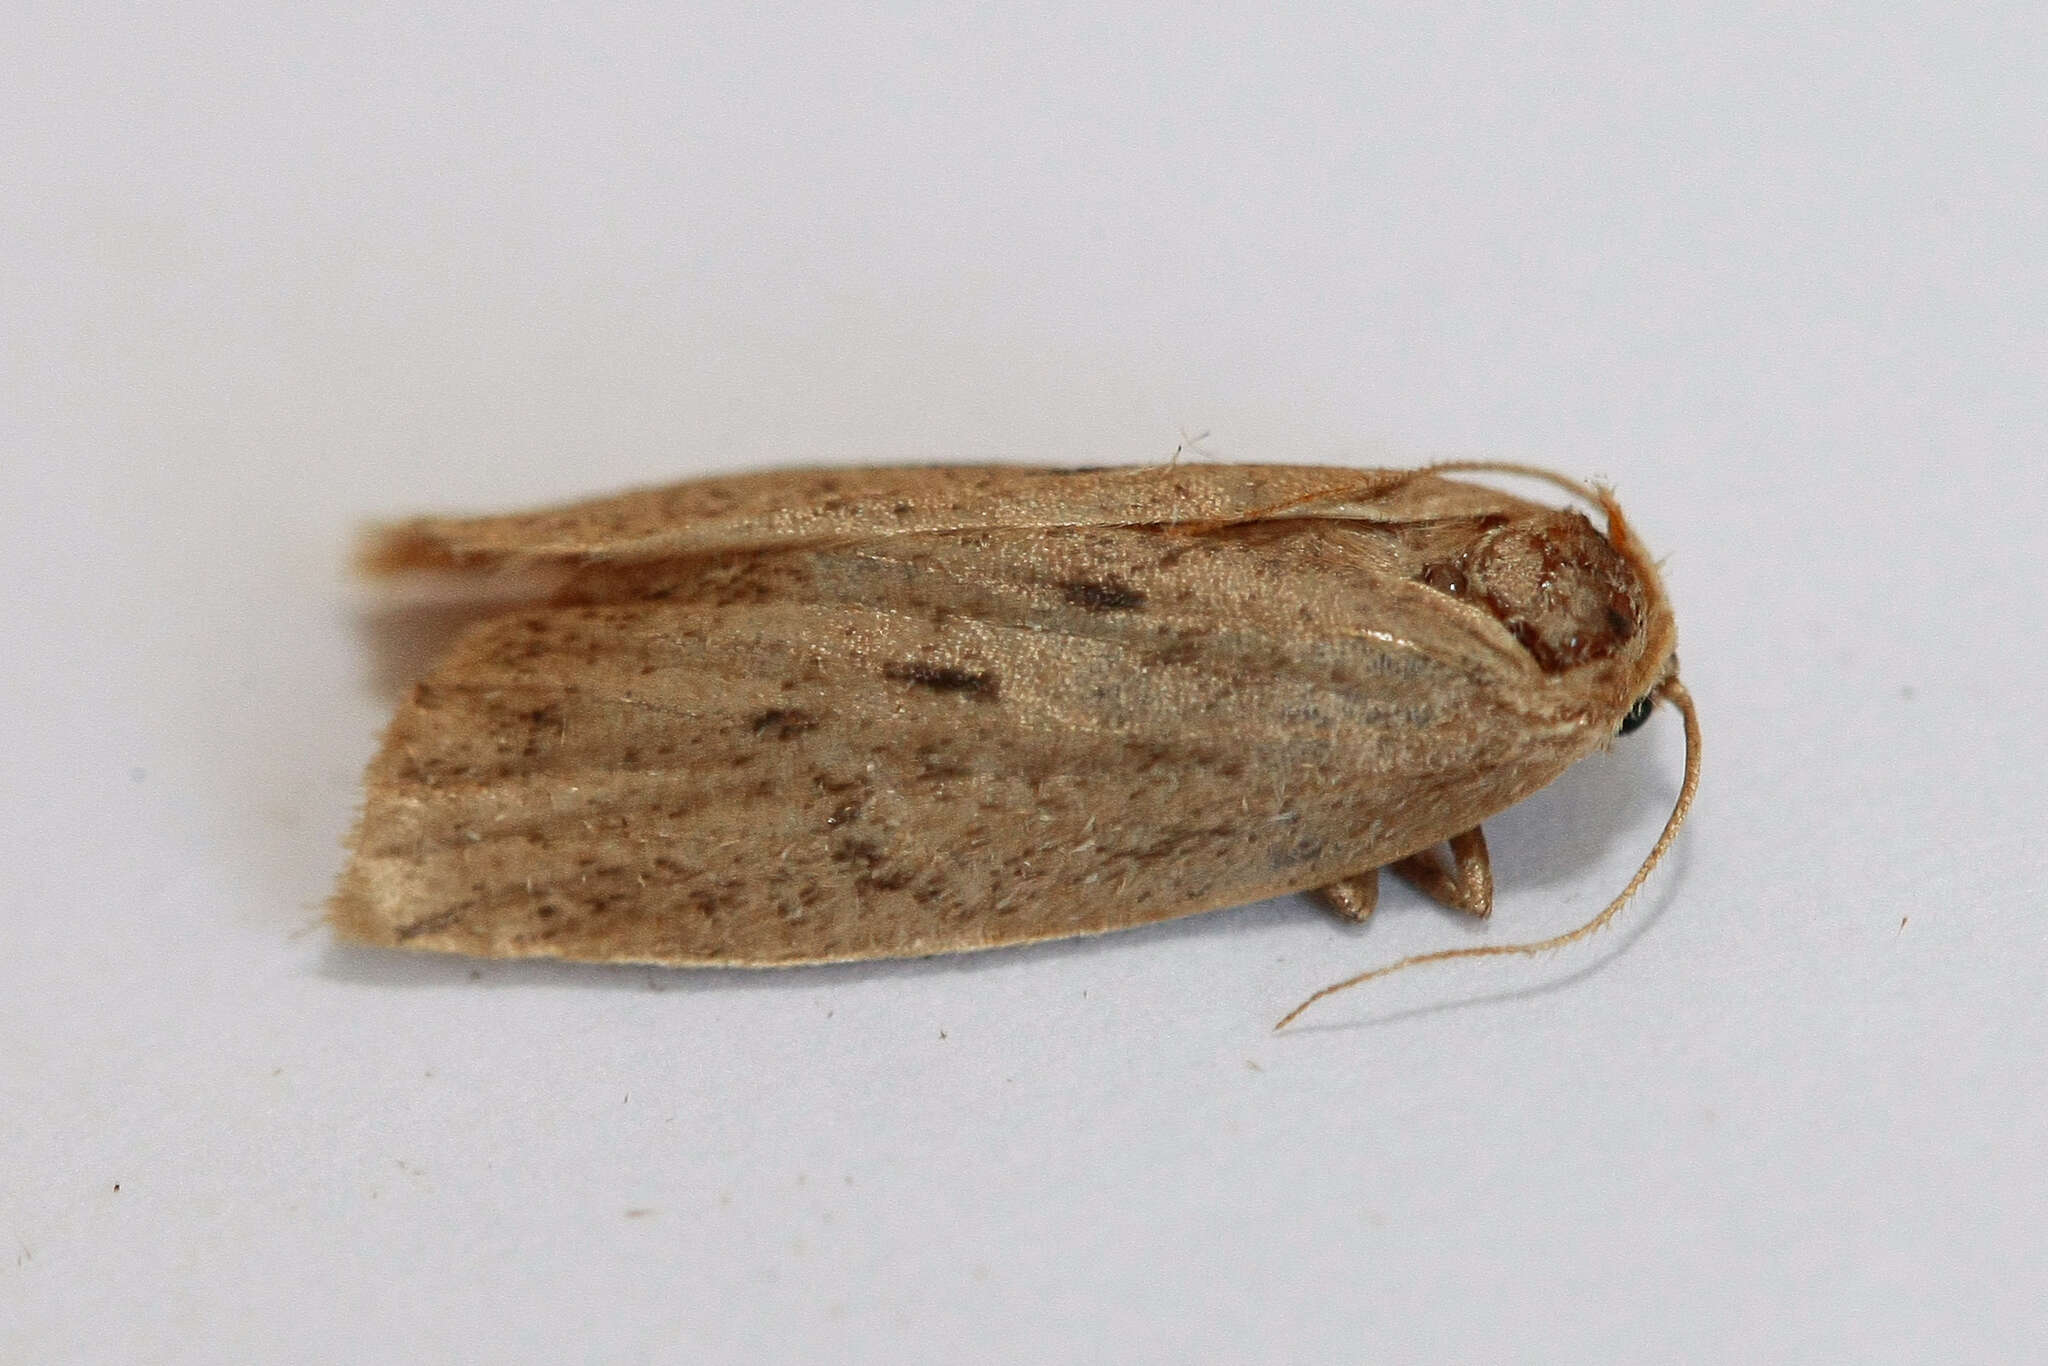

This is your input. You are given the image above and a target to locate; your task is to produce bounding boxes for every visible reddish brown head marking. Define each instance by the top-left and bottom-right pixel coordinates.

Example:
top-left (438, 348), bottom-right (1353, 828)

top-left (1422, 510), bottom-right (1644, 672)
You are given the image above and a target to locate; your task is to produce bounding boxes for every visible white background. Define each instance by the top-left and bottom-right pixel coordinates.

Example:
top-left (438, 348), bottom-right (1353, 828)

top-left (6, 5), bottom-right (2045, 1362)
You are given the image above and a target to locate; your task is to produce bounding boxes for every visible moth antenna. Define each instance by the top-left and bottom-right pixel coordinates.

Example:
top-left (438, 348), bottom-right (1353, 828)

top-left (1421, 459), bottom-right (1655, 560)
top-left (1423, 460), bottom-right (1605, 510)
top-left (1274, 677), bottom-right (1701, 1031)
top-left (1170, 461), bottom-right (1610, 540)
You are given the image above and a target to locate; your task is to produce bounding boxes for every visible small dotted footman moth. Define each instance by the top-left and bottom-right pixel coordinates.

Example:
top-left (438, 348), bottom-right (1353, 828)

top-left (334, 461), bottom-right (1698, 1026)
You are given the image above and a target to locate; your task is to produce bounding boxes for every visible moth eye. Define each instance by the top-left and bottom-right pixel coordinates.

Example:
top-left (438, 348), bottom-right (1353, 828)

top-left (1618, 693), bottom-right (1656, 735)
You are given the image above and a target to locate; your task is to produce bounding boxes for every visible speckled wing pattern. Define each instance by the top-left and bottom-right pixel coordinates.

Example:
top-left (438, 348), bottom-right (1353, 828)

top-left (335, 467), bottom-right (1637, 965)
top-left (362, 464), bottom-right (1533, 571)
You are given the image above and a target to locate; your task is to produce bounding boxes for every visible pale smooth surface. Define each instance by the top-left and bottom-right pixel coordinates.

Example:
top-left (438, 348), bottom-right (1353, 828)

top-left (5, 6), bottom-right (2044, 1362)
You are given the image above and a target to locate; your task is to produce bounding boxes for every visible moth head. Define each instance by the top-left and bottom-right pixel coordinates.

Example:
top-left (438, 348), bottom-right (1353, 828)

top-left (1453, 508), bottom-right (1647, 674)
top-left (1412, 466), bottom-right (1680, 735)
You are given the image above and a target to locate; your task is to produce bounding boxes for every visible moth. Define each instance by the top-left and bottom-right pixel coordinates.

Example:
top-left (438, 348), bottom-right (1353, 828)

top-left (334, 462), bottom-right (1698, 1026)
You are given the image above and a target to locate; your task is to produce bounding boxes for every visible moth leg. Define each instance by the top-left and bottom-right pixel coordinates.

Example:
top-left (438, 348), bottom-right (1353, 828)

top-left (1391, 827), bottom-right (1493, 918)
top-left (1315, 868), bottom-right (1379, 923)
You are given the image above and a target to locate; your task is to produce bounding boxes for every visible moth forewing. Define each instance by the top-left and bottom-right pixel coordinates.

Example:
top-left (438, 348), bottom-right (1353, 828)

top-left (363, 464), bottom-right (1574, 574)
top-left (336, 463), bottom-right (1686, 997)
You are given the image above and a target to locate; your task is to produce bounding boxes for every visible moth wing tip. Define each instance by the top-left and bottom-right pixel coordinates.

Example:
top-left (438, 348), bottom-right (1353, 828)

top-left (355, 521), bottom-right (456, 577)
top-left (323, 869), bottom-right (380, 945)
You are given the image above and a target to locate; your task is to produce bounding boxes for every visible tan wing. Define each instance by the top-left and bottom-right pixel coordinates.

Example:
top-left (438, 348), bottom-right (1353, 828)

top-left (335, 517), bottom-right (1613, 966)
top-left (359, 464), bottom-right (1545, 572)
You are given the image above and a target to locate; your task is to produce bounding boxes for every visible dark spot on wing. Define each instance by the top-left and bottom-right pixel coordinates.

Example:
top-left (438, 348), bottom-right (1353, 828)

top-left (883, 662), bottom-right (1001, 700)
top-left (749, 708), bottom-right (819, 739)
top-left (1061, 578), bottom-right (1148, 612)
